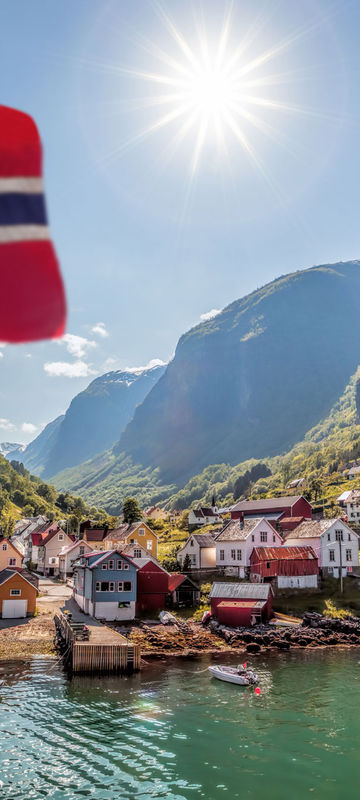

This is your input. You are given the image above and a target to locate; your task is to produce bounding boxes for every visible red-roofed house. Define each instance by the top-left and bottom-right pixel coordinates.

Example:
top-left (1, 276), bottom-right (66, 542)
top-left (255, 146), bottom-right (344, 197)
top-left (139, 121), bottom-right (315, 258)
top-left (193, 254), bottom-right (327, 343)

top-left (37, 526), bottom-right (75, 576)
top-left (250, 546), bottom-right (318, 589)
top-left (131, 557), bottom-right (169, 614)
top-left (231, 496), bottom-right (312, 523)
top-left (82, 528), bottom-right (109, 551)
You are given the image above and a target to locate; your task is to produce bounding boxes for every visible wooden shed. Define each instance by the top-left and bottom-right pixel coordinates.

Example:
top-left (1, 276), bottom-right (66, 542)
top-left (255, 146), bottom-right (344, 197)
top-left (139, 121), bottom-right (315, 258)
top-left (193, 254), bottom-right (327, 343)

top-left (250, 546), bottom-right (318, 589)
top-left (209, 582), bottom-right (273, 626)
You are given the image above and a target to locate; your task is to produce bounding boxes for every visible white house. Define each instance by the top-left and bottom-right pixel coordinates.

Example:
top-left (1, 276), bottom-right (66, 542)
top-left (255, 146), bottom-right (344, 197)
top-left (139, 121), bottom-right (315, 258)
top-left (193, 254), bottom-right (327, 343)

top-left (58, 539), bottom-right (94, 580)
top-left (177, 533), bottom-right (217, 570)
top-left (345, 491), bottom-right (360, 524)
top-left (188, 505), bottom-right (223, 528)
top-left (215, 518), bottom-right (283, 577)
top-left (285, 518), bottom-right (359, 577)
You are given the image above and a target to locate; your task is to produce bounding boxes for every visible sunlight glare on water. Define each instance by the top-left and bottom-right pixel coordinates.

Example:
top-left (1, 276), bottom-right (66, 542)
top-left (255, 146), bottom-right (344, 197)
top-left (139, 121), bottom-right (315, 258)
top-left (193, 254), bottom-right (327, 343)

top-left (0, 650), bottom-right (360, 799)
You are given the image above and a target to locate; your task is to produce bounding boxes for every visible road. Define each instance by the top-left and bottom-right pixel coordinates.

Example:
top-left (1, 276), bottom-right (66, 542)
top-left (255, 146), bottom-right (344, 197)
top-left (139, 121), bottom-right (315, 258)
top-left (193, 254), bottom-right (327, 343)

top-left (37, 576), bottom-right (72, 606)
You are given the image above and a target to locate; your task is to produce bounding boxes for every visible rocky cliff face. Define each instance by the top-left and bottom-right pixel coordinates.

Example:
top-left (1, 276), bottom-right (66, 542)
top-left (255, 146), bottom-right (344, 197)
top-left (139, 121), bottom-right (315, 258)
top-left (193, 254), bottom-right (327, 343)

top-left (22, 364), bottom-right (166, 477)
top-left (115, 261), bottom-right (360, 484)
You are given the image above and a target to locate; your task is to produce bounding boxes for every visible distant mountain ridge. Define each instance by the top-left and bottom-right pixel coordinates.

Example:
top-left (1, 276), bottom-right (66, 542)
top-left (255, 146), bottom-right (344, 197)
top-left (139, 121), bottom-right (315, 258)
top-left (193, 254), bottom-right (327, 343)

top-left (0, 442), bottom-right (25, 459)
top-left (21, 364), bottom-right (166, 478)
top-left (49, 260), bottom-right (360, 512)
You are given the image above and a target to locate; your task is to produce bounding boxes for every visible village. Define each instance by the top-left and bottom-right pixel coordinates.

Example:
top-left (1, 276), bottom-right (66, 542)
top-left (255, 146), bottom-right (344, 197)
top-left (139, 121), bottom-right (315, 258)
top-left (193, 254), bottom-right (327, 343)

top-left (1, 481), bottom-right (360, 670)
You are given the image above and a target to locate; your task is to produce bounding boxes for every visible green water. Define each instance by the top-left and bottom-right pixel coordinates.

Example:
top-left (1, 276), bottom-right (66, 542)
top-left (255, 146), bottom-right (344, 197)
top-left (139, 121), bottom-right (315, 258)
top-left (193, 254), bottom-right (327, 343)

top-left (0, 650), bottom-right (359, 799)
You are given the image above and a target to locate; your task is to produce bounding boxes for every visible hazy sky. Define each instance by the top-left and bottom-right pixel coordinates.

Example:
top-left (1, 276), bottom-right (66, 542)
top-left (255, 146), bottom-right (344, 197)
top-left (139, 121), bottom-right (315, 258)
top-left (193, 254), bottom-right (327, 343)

top-left (1, 0), bottom-right (359, 443)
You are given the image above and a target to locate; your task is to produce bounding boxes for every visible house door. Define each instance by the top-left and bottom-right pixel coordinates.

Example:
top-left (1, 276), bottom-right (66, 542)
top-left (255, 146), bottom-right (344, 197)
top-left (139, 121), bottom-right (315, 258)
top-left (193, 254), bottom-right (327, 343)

top-left (48, 567), bottom-right (54, 577)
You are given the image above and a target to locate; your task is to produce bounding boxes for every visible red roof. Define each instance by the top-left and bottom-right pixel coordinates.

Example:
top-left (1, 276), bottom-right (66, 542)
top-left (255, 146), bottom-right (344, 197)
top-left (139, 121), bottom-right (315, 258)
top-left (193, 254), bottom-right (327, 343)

top-left (168, 573), bottom-right (186, 591)
top-left (252, 546), bottom-right (317, 561)
top-left (83, 529), bottom-right (107, 542)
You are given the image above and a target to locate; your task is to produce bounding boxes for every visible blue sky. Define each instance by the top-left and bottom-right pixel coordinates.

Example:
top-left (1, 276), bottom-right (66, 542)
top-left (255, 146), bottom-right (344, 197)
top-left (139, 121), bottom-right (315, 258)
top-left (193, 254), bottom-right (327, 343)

top-left (1, 0), bottom-right (360, 443)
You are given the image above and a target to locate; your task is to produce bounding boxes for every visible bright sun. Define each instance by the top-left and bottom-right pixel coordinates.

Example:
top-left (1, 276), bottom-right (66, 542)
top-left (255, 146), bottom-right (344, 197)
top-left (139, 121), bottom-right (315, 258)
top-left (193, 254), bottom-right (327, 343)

top-left (122, 5), bottom-right (304, 177)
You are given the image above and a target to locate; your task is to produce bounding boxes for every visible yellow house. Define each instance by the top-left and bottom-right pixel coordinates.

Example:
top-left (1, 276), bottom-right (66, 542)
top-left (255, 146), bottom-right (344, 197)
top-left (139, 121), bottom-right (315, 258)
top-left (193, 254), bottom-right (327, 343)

top-left (0, 538), bottom-right (23, 570)
top-left (104, 521), bottom-right (158, 558)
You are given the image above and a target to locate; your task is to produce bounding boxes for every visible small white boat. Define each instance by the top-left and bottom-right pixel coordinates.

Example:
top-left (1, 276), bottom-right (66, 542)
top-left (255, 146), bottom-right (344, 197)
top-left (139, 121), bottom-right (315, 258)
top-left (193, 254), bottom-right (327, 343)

top-left (208, 665), bottom-right (258, 686)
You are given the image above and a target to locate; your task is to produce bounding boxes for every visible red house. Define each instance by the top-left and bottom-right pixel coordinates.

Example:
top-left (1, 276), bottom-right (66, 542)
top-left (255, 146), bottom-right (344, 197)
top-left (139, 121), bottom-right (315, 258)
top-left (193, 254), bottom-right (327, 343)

top-left (250, 546), bottom-right (318, 589)
top-left (133, 557), bottom-right (169, 614)
top-left (209, 582), bottom-right (273, 627)
top-left (231, 496), bottom-right (312, 523)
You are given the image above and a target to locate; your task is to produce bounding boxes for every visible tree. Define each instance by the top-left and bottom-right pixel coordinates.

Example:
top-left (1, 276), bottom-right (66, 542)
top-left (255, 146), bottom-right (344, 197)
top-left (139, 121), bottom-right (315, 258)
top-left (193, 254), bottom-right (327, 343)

top-left (37, 482), bottom-right (57, 504)
top-left (122, 497), bottom-right (142, 524)
top-left (182, 553), bottom-right (192, 573)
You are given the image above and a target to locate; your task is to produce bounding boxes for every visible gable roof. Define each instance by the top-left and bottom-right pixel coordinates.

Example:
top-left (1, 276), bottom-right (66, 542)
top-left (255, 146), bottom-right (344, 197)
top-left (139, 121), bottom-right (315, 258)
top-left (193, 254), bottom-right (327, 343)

top-left (231, 496), bottom-right (306, 513)
top-left (83, 528), bottom-right (108, 542)
top-left (251, 546), bottom-right (317, 562)
top-left (58, 540), bottom-right (93, 556)
top-left (209, 582), bottom-right (272, 600)
top-left (285, 518), bottom-right (355, 540)
top-left (215, 518), bottom-right (278, 542)
top-left (0, 568), bottom-right (39, 592)
top-left (85, 550), bottom-right (138, 570)
top-left (191, 532), bottom-right (217, 547)
top-left (130, 557), bottom-right (169, 574)
top-left (104, 520), bottom-right (158, 542)
top-left (168, 573), bottom-right (199, 592)
top-left (191, 507), bottom-right (220, 519)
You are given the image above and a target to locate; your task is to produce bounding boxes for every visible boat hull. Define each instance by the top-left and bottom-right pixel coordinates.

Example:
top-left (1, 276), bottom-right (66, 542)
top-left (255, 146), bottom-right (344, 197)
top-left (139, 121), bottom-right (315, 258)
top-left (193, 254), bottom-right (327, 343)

top-left (208, 666), bottom-right (257, 686)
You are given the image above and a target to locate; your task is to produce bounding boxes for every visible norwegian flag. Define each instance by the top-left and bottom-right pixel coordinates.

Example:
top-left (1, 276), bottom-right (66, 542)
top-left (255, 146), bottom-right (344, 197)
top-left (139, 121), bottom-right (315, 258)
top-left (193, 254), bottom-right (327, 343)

top-left (0, 105), bottom-right (66, 342)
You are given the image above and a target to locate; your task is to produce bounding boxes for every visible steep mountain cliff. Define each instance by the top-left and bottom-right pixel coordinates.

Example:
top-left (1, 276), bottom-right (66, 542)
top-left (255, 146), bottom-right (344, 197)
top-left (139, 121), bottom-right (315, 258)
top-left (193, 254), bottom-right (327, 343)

top-left (22, 364), bottom-right (166, 477)
top-left (116, 261), bottom-right (360, 483)
top-left (52, 260), bottom-right (360, 511)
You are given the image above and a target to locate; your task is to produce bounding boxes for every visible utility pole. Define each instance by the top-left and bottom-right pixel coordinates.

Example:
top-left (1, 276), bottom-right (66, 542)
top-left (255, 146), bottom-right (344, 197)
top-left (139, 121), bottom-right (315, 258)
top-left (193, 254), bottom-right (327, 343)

top-left (339, 538), bottom-right (343, 594)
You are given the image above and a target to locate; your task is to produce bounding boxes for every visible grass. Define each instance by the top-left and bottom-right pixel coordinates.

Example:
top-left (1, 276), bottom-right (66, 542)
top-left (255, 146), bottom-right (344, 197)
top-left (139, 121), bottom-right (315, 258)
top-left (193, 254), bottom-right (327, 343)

top-left (273, 577), bottom-right (360, 617)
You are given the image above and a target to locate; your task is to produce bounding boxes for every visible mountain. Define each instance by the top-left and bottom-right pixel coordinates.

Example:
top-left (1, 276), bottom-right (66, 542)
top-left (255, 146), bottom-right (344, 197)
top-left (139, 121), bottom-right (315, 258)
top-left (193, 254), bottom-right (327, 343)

top-left (21, 416), bottom-right (64, 476)
top-left (0, 442), bottom-right (25, 460)
top-left (21, 364), bottom-right (166, 478)
top-left (116, 261), bottom-right (360, 483)
top-left (51, 260), bottom-right (360, 511)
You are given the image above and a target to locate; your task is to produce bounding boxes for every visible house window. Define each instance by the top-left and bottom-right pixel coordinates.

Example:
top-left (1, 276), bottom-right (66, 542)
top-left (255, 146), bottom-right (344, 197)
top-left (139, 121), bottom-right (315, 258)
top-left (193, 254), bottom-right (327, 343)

top-left (96, 581), bottom-right (113, 592)
top-left (273, 535), bottom-right (276, 543)
top-left (102, 563), bottom-right (107, 570)
top-left (50, 558), bottom-right (57, 564)
top-left (58, 534), bottom-right (64, 540)
top-left (251, 535), bottom-right (255, 542)
top-left (236, 549), bottom-right (242, 560)
top-left (2, 543), bottom-right (7, 551)
top-left (108, 560), bottom-right (114, 570)
top-left (146, 541), bottom-right (153, 550)
top-left (348, 534), bottom-right (351, 541)
top-left (219, 549), bottom-right (224, 561)
top-left (134, 549), bottom-right (142, 558)
top-left (346, 550), bottom-right (352, 562)
top-left (8, 558), bottom-right (16, 566)
top-left (117, 560), bottom-right (123, 570)
top-left (231, 549), bottom-right (236, 560)
top-left (118, 581), bottom-right (132, 592)
top-left (138, 528), bottom-right (145, 536)
top-left (190, 539), bottom-right (194, 546)
top-left (191, 554), bottom-right (196, 565)
top-left (129, 538), bottom-right (135, 544)
top-left (260, 532), bottom-right (267, 543)
top-left (327, 533), bottom-right (331, 541)
top-left (335, 530), bottom-right (343, 541)
top-left (329, 550), bottom-right (335, 562)
top-left (266, 562), bottom-right (271, 569)
top-left (10, 589), bottom-right (21, 596)
top-left (79, 546), bottom-right (85, 555)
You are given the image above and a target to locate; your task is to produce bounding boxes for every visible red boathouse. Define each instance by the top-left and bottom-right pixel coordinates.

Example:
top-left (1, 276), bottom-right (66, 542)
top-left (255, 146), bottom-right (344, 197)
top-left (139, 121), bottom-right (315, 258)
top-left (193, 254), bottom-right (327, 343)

top-left (250, 546), bottom-right (318, 589)
top-left (209, 582), bottom-right (273, 627)
top-left (133, 558), bottom-right (169, 614)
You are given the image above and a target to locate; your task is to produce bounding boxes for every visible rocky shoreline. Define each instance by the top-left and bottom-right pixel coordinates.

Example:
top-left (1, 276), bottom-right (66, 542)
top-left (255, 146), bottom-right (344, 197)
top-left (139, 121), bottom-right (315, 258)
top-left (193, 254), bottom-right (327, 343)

top-left (208, 612), bottom-right (360, 653)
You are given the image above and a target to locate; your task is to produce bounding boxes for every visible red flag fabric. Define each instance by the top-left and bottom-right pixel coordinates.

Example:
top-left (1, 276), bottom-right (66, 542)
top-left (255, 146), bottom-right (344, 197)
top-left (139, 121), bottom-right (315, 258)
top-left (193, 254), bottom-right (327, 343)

top-left (0, 105), bottom-right (66, 342)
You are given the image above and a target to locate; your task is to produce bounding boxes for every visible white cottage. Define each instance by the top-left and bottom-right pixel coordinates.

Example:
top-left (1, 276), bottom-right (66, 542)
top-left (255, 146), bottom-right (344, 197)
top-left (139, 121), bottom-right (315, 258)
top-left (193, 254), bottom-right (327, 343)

top-left (285, 518), bottom-right (359, 577)
top-left (215, 517), bottom-right (283, 577)
top-left (177, 533), bottom-right (217, 570)
top-left (58, 539), bottom-right (94, 580)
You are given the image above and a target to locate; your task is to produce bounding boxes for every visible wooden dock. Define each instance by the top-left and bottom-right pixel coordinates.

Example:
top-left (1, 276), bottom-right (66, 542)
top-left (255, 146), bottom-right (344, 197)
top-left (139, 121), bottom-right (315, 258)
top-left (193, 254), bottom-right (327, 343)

top-left (54, 599), bottom-right (141, 674)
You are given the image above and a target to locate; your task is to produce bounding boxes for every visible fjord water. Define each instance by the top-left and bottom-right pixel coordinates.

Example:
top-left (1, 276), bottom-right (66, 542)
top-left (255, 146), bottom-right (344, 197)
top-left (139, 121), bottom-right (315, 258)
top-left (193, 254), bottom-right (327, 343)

top-left (1, 651), bottom-right (360, 800)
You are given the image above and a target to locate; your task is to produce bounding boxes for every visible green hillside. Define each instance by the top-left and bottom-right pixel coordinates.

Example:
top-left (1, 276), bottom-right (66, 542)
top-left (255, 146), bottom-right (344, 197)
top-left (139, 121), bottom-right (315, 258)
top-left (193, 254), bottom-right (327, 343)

top-left (0, 457), bottom-right (116, 536)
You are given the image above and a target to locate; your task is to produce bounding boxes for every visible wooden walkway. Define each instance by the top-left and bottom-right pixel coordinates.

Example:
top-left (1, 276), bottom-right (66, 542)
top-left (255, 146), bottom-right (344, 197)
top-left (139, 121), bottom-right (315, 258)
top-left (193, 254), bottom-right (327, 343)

top-left (55, 598), bottom-right (141, 674)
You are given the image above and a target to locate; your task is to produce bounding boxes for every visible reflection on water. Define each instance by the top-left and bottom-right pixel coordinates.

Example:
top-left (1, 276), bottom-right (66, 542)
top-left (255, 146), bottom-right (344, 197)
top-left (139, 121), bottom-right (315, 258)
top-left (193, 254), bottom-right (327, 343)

top-left (1, 650), bottom-right (360, 799)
